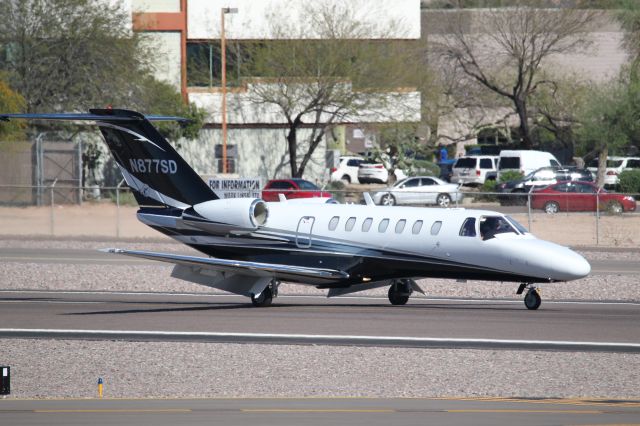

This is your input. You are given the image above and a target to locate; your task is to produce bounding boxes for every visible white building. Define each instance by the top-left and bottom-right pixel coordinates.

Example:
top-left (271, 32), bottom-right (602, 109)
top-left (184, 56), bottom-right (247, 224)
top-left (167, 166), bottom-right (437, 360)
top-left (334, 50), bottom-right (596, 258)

top-left (129, 0), bottom-right (422, 182)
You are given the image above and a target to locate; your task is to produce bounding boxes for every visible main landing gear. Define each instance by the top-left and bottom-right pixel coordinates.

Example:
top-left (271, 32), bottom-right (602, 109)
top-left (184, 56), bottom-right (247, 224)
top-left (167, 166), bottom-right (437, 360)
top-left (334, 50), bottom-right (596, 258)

top-left (251, 279), bottom-right (280, 307)
top-left (388, 279), bottom-right (415, 305)
top-left (517, 283), bottom-right (541, 310)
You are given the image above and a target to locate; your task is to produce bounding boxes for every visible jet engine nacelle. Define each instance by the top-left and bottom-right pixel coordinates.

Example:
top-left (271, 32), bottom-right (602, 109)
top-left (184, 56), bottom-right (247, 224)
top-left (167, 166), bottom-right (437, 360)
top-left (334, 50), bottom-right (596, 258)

top-left (183, 198), bottom-right (269, 231)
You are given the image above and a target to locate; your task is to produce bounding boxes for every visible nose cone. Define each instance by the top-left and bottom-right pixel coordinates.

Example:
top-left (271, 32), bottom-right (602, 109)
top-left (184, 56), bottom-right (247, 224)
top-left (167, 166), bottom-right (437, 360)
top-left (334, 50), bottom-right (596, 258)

top-left (556, 249), bottom-right (591, 281)
top-left (505, 239), bottom-right (591, 281)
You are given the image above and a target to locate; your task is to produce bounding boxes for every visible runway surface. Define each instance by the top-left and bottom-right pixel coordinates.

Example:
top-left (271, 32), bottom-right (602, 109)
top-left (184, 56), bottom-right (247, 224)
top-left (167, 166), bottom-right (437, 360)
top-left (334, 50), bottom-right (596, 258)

top-left (1, 246), bottom-right (639, 275)
top-left (1, 290), bottom-right (639, 352)
top-left (2, 397), bottom-right (640, 426)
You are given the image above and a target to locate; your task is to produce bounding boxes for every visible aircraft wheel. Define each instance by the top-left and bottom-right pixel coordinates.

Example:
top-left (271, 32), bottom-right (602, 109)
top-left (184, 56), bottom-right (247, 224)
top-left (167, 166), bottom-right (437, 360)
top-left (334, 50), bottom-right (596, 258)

top-left (381, 194), bottom-right (396, 206)
top-left (524, 289), bottom-right (541, 310)
top-left (388, 282), bottom-right (410, 305)
top-left (251, 287), bottom-right (273, 307)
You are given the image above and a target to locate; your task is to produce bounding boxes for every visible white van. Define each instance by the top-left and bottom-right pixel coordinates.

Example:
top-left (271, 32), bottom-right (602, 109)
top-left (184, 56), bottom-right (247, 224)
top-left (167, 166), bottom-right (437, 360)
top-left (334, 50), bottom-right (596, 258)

top-left (497, 150), bottom-right (561, 180)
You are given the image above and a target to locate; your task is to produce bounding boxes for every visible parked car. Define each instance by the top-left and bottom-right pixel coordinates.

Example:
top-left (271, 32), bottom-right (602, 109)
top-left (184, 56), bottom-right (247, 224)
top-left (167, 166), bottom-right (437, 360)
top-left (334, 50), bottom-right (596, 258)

top-left (357, 161), bottom-right (406, 184)
top-left (497, 150), bottom-right (561, 181)
top-left (330, 156), bottom-right (364, 184)
top-left (531, 181), bottom-right (637, 214)
top-left (372, 176), bottom-right (463, 207)
top-left (496, 166), bottom-right (593, 205)
top-left (262, 178), bottom-right (331, 202)
top-left (450, 155), bottom-right (499, 186)
top-left (587, 156), bottom-right (640, 188)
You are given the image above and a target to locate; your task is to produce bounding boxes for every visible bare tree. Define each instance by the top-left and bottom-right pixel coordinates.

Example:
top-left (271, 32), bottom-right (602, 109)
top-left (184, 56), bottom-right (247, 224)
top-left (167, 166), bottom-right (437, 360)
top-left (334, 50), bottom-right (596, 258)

top-left (245, 2), bottom-right (426, 178)
top-left (434, 3), bottom-right (597, 148)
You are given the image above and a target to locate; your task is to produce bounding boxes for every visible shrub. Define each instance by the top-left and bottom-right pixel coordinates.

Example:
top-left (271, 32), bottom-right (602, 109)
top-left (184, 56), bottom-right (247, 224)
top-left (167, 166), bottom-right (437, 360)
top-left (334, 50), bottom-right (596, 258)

top-left (478, 178), bottom-right (498, 202)
top-left (618, 170), bottom-right (640, 194)
top-left (499, 170), bottom-right (524, 183)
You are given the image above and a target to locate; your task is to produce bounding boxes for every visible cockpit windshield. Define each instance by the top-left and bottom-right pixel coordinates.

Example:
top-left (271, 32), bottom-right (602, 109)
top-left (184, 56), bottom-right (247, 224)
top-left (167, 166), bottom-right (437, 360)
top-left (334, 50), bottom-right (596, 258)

top-left (479, 215), bottom-right (519, 240)
top-left (506, 216), bottom-right (529, 234)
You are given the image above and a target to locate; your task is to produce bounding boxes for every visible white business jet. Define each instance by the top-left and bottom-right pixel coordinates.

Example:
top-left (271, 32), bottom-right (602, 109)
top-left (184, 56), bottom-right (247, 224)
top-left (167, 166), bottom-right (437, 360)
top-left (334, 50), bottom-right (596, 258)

top-left (0, 109), bottom-right (591, 309)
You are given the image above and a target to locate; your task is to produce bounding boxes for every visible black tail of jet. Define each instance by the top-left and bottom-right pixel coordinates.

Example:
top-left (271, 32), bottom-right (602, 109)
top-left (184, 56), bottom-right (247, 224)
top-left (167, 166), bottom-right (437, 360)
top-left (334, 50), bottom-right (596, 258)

top-left (0, 108), bottom-right (216, 208)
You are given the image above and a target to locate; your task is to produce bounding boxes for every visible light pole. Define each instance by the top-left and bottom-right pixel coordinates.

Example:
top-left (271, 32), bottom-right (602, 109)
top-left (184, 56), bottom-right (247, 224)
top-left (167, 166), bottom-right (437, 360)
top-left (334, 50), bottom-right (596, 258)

top-left (221, 7), bottom-right (237, 174)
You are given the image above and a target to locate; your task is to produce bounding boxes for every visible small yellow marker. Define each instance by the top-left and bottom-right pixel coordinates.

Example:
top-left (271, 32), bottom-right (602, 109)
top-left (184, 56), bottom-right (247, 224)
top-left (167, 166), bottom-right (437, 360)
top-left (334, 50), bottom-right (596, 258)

top-left (97, 378), bottom-right (103, 398)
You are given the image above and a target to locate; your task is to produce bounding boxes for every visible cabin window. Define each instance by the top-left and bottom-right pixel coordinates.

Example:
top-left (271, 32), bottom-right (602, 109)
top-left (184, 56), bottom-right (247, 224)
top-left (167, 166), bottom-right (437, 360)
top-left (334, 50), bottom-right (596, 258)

top-left (328, 216), bottom-right (339, 231)
top-left (362, 217), bottom-right (373, 232)
top-left (430, 221), bottom-right (442, 236)
top-left (345, 217), bottom-right (356, 231)
top-left (395, 219), bottom-right (406, 234)
top-left (412, 220), bottom-right (423, 234)
top-left (378, 218), bottom-right (390, 232)
top-left (459, 218), bottom-right (476, 237)
top-left (479, 216), bottom-right (518, 240)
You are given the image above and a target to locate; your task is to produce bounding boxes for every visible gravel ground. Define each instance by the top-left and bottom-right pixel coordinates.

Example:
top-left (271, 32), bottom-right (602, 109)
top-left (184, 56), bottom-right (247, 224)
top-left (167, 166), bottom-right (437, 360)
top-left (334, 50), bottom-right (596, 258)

top-left (0, 238), bottom-right (638, 301)
top-left (1, 238), bottom-right (639, 399)
top-left (1, 339), bottom-right (639, 399)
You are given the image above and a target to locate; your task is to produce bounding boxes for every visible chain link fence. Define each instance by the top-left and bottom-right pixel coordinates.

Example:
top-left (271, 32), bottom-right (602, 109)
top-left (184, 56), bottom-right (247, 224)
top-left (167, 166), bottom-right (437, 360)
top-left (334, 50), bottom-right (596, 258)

top-left (0, 184), bottom-right (638, 246)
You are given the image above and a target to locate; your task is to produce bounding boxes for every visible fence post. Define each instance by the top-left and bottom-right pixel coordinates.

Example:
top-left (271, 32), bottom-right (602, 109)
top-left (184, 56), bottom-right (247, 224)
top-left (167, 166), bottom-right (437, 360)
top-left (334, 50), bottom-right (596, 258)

top-left (116, 179), bottom-right (125, 238)
top-left (527, 186), bottom-right (534, 232)
top-left (49, 179), bottom-right (58, 236)
top-left (596, 189), bottom-right (600, 246)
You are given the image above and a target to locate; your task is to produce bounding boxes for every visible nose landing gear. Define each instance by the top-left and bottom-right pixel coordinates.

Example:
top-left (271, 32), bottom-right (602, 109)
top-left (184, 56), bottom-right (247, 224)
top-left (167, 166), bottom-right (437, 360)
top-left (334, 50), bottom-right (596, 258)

top-left (517, 282), bottom-right (541, 310)
top-left (388, 279), bottom-right (418, 305)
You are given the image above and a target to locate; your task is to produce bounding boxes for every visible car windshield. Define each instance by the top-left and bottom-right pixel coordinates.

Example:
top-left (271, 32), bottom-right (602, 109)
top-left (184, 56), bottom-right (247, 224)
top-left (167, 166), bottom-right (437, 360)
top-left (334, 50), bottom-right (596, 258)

top-left (607, 160), bottom-right (624, 168)
top-left (296, 180), bottom-right (319, 190)
top-left (393, 178), bottom-right (409, 188)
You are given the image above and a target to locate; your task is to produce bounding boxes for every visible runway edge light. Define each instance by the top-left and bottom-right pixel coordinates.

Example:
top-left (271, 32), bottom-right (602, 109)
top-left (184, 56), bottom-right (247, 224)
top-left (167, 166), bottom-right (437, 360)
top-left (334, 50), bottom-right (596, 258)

top-left (97, 377), bottom-right (103, 398)
top-left (0, 366), bottom-right (9, 396)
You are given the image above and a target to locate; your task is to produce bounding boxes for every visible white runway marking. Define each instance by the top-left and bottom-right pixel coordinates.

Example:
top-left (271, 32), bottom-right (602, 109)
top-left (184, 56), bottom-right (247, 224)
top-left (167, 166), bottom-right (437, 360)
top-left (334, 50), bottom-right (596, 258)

top-left (1, 328), bottom-right (639, 351)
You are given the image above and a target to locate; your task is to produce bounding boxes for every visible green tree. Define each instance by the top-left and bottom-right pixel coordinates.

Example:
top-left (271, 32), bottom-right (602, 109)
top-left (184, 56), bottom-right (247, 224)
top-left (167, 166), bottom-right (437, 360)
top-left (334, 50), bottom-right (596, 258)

top-left (0, 0), bottom-right (204, 137)
top-left (245, 2), bottom-right (427, 178)
top-left (434, 2), bottom-right (597, 148)
top-left (575, 71), bottom-right (640, 186)
top-left (0, 76), bottom-right (25, 142)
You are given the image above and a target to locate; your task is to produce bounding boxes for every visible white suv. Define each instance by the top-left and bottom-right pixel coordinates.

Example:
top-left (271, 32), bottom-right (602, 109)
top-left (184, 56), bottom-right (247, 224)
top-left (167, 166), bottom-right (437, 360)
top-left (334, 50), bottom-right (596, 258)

top-left (588, 156), bottom-right (640, 187)
top-left (451, 155), bottom-right (499, 186)
top-left (330, 156), bottom-right (364, 184)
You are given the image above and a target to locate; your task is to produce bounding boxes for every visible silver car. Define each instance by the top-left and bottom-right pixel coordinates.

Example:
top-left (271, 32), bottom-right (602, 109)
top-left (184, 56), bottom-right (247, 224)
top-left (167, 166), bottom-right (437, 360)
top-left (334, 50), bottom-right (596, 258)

top-left (372, 176), bottom-right (463, 207)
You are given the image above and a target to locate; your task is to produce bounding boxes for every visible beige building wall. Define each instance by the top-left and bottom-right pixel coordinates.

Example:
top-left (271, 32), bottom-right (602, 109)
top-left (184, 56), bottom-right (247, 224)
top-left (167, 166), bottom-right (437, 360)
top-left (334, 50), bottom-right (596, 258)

top-left (141, 32), bottom-right (182, 90)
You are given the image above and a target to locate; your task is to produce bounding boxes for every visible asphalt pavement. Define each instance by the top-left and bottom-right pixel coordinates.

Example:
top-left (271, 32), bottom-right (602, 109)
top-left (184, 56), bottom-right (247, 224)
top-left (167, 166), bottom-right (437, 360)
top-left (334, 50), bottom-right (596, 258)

top-left (2, 397), bottom-right (639, 426)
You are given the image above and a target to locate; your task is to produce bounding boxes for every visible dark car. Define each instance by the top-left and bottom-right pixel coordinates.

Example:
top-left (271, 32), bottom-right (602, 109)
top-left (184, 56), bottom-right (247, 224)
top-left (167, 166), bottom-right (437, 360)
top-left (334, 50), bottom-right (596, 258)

top-left (496, 166), bottom-right (593, 205)
top-left (531, 181), bottom-right (636, 214)
top-left (261, 178), bottom-right (331, 202)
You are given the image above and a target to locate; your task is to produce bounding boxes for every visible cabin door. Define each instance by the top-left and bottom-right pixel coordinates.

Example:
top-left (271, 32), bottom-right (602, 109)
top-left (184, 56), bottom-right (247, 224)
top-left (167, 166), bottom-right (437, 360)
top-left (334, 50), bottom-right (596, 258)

top-left (295, 216), bottom-right (315, 248)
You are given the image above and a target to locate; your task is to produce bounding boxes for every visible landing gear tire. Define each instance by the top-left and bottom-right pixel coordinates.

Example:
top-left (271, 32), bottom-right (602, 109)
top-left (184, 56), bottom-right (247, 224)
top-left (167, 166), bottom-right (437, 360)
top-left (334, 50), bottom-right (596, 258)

top-left (251, 286), bottom-right (273, 307)
top-left (524, 288), bottom-right (541, 310)
top-left (388, 280), bottom-right (412, 305)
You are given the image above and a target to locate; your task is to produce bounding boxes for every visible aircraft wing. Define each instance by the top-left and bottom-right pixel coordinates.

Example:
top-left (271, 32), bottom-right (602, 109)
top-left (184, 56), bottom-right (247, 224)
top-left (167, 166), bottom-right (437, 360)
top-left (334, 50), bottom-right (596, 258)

top-left (100, 248), bottom-right (349, 284)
